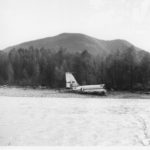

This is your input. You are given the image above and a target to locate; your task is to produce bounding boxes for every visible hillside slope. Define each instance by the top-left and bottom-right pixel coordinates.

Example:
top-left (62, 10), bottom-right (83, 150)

top-left (4, 33), bottom-right (142, 56)
top-left (1, 33), bottom-right (150, 90)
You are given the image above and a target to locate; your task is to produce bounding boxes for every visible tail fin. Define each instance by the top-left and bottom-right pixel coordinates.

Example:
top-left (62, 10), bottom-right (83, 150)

top-left (65, 72), bottom-right (79, 89)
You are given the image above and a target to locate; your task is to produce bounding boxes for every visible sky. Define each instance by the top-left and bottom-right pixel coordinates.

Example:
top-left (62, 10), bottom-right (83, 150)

top-left (1, 0), bottom-right (150, 51)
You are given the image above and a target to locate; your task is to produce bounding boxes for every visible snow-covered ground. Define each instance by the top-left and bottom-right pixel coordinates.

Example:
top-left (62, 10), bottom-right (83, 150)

top-left (0, 97), bottom-right (150, 146)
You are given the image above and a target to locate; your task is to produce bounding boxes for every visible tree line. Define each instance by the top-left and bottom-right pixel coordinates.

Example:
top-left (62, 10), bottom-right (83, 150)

top-left (0, 46), bottom-right (150, 91)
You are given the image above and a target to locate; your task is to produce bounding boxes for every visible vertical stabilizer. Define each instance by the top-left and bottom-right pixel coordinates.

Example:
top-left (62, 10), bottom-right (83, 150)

top-left (65, 72), bottom-right (79, 89)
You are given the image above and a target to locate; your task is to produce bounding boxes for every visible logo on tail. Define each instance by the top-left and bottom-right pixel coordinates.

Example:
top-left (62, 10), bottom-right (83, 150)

top-left (65, 72), bottom-right (79, 89)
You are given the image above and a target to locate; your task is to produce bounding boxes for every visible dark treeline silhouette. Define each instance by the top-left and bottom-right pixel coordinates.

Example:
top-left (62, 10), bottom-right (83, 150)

top-left (0, 46), bottom-right (150, 91)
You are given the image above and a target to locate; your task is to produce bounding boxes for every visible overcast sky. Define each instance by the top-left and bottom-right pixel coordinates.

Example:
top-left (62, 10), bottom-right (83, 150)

top-left (1, 0), bottom-right (150, 51)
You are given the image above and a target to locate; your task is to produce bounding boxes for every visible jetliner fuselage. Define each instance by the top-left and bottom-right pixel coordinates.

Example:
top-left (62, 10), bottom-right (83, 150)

top-left (65, 72), bottom-right (107, 95)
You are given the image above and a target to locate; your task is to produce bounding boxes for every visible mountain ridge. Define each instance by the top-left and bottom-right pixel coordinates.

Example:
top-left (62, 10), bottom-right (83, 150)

top-left (3, 33), bottom-right (143, 55)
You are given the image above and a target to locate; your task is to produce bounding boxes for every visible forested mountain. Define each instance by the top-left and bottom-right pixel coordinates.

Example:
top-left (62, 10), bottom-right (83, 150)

top-left (1, 33), bottom-right (150, 90)
top-left (4, 33), bottom-right (138, 55)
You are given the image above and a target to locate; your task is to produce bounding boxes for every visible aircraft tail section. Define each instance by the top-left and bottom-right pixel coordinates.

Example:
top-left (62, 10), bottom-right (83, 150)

top-left (65, 72), bottom-right (79, 89)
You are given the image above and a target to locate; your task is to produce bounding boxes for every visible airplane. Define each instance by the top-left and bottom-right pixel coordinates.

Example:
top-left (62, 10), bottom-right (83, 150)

top-left (65, 72), bottom-right (107, 95)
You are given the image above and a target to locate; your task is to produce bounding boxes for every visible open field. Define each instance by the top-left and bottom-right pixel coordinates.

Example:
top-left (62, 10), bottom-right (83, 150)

top-left (0, 87), bottom-right (150, 146)
top-left (0, 86), bottom-right (150, 99)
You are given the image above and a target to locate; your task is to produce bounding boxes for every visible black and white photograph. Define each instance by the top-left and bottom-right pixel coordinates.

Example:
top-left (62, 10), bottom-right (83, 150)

top-left (1, 0), bottom-right (150, 148)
